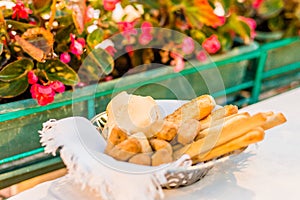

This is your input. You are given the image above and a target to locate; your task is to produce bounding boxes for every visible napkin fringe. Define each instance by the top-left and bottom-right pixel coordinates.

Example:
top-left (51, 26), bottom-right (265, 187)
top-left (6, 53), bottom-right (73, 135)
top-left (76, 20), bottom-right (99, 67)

top-left (39, 118), bottom-right (165, 200)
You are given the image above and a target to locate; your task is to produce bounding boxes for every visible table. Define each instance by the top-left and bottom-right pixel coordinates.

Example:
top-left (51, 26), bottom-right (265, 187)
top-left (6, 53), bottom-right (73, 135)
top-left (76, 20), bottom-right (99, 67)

top-left (9, 87), bottom-right (300, 200)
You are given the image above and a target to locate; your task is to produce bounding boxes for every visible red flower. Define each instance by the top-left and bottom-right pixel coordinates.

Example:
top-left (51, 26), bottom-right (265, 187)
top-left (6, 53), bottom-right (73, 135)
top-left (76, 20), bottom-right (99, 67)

top-left (50, 81), bottom-right (65, 93)
top-left (202, 34), bottom-right (221, 54)
top-left (105, 46), bottom-right (117, 56)
top-left (118, 21), bottom-right (137, 40)
top-left (141, 21), bottom-right (153, 34)
top-left (196, 51), bottom-right (207, 62)
top-left (103, 0), bottom-right (120, 11)
top-left (12, 1), bottom-right (32, 20)
top-left (60, 52), bottom-right (71, 63)
top-left (27, 70), bottom-right (38, 84)
top-left (30, 84), bottom-right (55, 106)
top-left (182, 37), bottom-right (195, 55)
top-left (252, 0), bottom-right (264, 9)
top-left (70, 34), bottom-right (85, 56)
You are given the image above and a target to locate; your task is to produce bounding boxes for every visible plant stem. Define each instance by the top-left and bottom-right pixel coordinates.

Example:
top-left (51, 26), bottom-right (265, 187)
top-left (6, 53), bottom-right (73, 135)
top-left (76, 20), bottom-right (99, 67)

top-left (47, 0), bottom-right (57, 31)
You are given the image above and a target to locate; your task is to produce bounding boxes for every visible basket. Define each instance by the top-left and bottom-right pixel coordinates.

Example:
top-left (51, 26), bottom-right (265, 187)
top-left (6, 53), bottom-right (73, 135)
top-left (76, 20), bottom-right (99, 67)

top-left (90, 112), bottom-right (245, 189)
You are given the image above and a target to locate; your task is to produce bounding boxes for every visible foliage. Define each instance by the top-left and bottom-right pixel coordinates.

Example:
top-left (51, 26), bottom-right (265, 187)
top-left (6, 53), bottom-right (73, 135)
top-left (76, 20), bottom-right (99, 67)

top-left (0, 0), bottom-right (255, 105)
top-left (236, 0), bottom-right (300, 38)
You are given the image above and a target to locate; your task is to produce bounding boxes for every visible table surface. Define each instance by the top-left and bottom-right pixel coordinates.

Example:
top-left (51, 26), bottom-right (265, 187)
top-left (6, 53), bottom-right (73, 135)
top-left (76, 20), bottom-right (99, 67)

top-left (9, 87), bottom-right (300, 200)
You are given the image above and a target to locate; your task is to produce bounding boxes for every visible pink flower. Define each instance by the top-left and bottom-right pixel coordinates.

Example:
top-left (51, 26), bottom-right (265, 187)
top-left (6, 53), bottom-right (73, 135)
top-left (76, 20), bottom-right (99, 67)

top-left (60, 52), bottom-right (71, 63)
top-left (50, 81), bottom-right (65, 93)
top-left (196, 51), bottom-right (207, 62)
top-left (118, 21), bottom-right (137, 40)
top-left (103, 0), bottom-right (120, 11)
top-left (182, 37), bottom-right (195, 55)
top-left (238, 16), bottom-right (257, 39)
top-left (174, 58), bottom-right (185, 72)
top-left (141, 21), bottom-right (153, 34)
top-left (12, 1), bottom-right (32, 20)
top-left (170, 52), bottom-right (185, 72)
top-left (70, 34), bottom-right (85, 56)
top-left (30, 84), bottom-right (55, 106)
top-left (202, 34), bottom-right (221, 54)
top-left (252, 0), bottom-right (264, 9)
top-left (105, 46), bottom-right (117, 56)
top-left (138, 33), bottom-right (153, 45)
top-left (27, 70), bottom-right (38, 84)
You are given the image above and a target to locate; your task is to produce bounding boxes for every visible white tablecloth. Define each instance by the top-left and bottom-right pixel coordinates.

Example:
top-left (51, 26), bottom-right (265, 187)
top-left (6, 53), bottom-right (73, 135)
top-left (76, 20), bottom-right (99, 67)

top-left (9, 88), bottom-right (300, 200)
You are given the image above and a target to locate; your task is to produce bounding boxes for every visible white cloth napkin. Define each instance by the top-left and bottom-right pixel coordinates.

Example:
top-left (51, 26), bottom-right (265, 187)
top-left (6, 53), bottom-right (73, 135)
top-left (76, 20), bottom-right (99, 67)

top-left (39, 116), bottom-right (192, 200)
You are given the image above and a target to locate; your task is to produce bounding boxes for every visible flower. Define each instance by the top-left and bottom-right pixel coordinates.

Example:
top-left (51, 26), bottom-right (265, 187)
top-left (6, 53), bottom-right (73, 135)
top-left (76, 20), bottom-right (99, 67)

top-left (141, 21), bottom-right (153, 34)
top-left (30, 84), bottom-right (55, 106)
top-left (70, 34), bottom-right (85, 56)
top-left (196, 51), bottom-right (208, 62)
top-left (170, 52), bottom-right (185, 72)
top-left (60, 52), bottom-right (71, 63)
top-left (0, 0), bottom-right (258, 105)
top-left (103, 0), bottom-right (120, 11)
top-left (202, 34), bottom-right (221, 54)
top-left (182, 37), bottom-right (195, 55)
top-left (138, 33), bottom-right (153, 45)
top-left (50, 81), bottom-right (65, 93)
top-left (27, 70), bottom-right (38, 84)
top-left (118, 21), bottom-right (137, 40)
top-left (252, 0), bottom-right (264, 9)
top-left (105, 46), bottom-right (117, 56)
top-left (12, 1), bottom-right (32, 20)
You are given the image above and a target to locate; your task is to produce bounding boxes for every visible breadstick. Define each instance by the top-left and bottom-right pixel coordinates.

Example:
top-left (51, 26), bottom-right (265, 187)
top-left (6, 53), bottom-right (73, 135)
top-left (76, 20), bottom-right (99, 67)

top-left (195, 112), bottom-right (250, 140)
top-left (200, 105), bottom-right (239, 130)
top-left (191, 127), bottom-right (265, 163)
top-left (261, 112), bottom-right (287, 130)
top-left (165, 94), bottom-right (216, 123)
top-left (174, 113), bottom-right (267, 159)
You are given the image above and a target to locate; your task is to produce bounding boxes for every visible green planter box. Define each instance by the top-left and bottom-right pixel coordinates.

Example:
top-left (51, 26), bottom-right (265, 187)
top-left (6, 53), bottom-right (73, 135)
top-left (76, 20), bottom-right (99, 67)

top-left (260, 37), bottom-right (300, 92)
top-left (0, 41), bottom-right (259, 188)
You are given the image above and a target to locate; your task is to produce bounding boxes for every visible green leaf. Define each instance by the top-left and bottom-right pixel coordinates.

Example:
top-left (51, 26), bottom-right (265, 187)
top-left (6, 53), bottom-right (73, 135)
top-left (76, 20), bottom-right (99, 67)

top-left (0, 58), bottom-right (34, 82)
top-left (257, 0), bottom-right (284, 19)
top-left (32, 0), bottom-right (52, 12)
top-left (0, 76), bottom-right (29, 98)
top-left (37, 59), bottom-right (79, 85)
top-left (87, 29), bottom-right (104, 49)
top-left (79, 48), bottom-right (114, 82)
top-left (5, 20), bottom-right (36, 32)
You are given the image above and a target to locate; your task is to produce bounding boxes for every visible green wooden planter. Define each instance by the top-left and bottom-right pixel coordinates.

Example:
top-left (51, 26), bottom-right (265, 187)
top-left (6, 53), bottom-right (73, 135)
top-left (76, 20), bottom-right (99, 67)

top-left (0, 41), bottom-right (260, 188)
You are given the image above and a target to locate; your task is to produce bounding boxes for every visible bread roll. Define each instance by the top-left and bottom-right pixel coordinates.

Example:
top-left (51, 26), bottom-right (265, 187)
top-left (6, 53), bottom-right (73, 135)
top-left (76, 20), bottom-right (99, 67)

top-left (106, 91), bottom-right (162, 136)
top-left (151, 149), bottom-right (173, 166)
top-left (106, 138), bottom-right (142, 161)
top-left (129, 153), bottom-right (152, 166)
top-left (177, 119), bottom-right (201, 145)
top-left (150, 139), bottom-right (173, 155)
